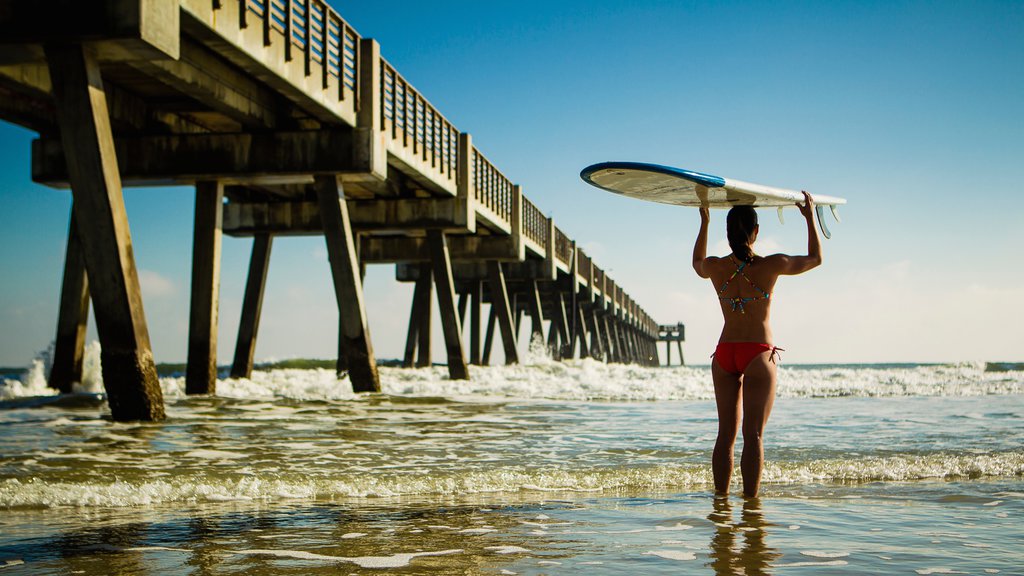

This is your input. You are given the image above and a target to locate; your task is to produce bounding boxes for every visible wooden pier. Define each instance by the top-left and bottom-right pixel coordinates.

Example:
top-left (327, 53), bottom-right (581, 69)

top-left (658, 323), bottom-right (686, 366)
top-left (0, 0), bottom-right (668, 420)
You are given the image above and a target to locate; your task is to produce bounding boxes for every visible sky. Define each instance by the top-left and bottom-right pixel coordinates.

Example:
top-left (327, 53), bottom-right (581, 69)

top-left (1, 0), bottom-right (1022, 367)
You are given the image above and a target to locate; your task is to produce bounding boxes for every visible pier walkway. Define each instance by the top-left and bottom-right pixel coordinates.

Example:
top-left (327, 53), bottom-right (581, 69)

top-left (0, 0), bottom-right (675, 420)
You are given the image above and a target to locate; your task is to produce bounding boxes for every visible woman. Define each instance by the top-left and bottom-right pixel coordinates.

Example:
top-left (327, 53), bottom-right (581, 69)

top-left (692, 191), bottom-right (821, 497)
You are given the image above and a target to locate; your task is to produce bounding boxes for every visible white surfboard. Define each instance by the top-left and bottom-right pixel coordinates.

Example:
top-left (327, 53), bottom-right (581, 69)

top-left (580, 161), bottom-right (846, 238)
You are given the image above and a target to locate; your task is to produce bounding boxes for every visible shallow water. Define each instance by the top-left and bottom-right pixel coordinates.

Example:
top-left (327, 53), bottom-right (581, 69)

top-left (1, 357), bottom-right (1022, 573)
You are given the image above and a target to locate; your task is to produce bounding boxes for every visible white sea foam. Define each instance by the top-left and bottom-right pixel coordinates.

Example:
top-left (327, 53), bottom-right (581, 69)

top-left (3, 341), bottom-right (1021, 402)
top-left (3, 451), bottom-right (1021, 508)
top-left (644, 550), bottom-right (696, 561)
top-left (232, 548), bottom-right (461, 568)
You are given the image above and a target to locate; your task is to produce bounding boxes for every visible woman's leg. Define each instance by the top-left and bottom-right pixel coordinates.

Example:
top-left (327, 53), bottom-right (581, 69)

top-left (739, 352), bottom-right (777, 497)
top-left (712, 359), bottom-right (742, 494)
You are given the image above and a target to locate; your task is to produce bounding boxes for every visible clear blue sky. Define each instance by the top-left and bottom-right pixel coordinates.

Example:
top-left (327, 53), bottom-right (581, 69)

top-left (1, 0), bottom-right (1022, 366)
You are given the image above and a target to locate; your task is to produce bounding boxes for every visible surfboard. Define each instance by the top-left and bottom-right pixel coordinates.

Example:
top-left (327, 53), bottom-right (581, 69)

top-left (580, 161), bottom-right (846, 238)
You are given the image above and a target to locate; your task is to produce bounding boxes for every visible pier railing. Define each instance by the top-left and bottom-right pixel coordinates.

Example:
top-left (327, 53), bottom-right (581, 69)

top-left (521, 196), bottom-right (548, 256)
top-left (471, 147), bottom-right (515, 233)
top-left (553, 226), bottom-right (572, 269)
top-left (381, 58), bottom-right (459, 192)
top-left (256, 0), bottom-right (357, 97)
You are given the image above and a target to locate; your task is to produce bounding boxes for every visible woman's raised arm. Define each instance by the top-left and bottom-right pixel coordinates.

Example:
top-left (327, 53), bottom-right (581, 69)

top-left (692, 206), bottom-right (711, 278)
top-left (775, 191), bottom-right (822, 275)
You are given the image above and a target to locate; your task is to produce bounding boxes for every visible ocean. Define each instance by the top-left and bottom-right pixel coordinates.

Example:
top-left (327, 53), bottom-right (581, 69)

top-left (1, 345), bottom-right (1022, 574)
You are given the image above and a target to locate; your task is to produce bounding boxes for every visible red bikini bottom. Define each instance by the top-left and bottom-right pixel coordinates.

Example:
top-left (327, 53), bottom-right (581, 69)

top-left (713, 342), bottom-right (783, 375)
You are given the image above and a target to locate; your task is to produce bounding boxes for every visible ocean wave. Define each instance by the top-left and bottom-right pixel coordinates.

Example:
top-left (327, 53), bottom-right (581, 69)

top-left (2, 452), bottom-right (1021, 509)
top-left (2, 341), bottom-right (1022, 403)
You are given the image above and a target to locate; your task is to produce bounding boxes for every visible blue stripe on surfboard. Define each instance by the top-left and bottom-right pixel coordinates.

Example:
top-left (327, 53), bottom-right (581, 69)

top-left (580, 161), bottom-right (726, 190)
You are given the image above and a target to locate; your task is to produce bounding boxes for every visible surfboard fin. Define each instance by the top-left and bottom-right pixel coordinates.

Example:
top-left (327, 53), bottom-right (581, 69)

top-left (816, 205), bottom-right (831, 239)
top-left (830, 204), bottom-right (842, 223)
top-left (777, 207), bottom-right (785, 225)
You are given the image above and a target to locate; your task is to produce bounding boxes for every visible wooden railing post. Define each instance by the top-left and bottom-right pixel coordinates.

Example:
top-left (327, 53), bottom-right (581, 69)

top-left (355, 38), bottom-right (386, 181)
top-left (456, 133), bottom-right (477, 232)
top-left (511, 184), bottom-right (524, 259)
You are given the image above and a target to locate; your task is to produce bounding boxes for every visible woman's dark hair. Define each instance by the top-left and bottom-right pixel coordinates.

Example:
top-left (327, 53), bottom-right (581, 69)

top-left (727, 206), bottom-right (758, 262)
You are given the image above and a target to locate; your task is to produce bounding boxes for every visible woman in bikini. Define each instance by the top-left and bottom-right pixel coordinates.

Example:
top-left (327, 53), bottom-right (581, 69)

top-left (692, 191), bottom-right (821, 497)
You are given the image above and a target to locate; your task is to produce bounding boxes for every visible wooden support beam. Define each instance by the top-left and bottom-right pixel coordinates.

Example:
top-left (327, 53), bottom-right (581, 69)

top-left (575, 304), bottom-right (590, 359)
top-left (469, 281), bottom-right (482, 365)
top-left (556, 293), bottom-right (571, 359)
top-left (314, 174), bottom-right (380, 392)
top-left (587, 309), bottom-right (604, 361)
top-left (482, 306), bottom-right (496, 366)
top-left (427, 230), bottom-right (469, 380)
top-left (457, 292), bottom-right (469, 325)
top-left (1, 0), bottom-right (180, 60)
top-left (124, 37), bottom-right (280, 129)
top-left (224, 198), bottom-right (472, 237)
top-left (526, 279), bottom-right (545, 345)
top-left (186, 181), bottom-right (224, 394)
top-left (49, 214), bottom-right (90, 394)
top-left (547, 308), bottom-right (560, 357)
top-left (487, 261), bottom-right (519, 365)
top-left (45, 43), bottom-right (164, 421)
top-left (415, 263), bottom-right (433, 367)
top-left (359, 236), bottom-right (521, 263)
top-left (33, 130), bottom-right (357, 186)
top-left (611, 319), bottom-right (624, 363)
top-left (230, 233), bottom-right (272, 378)
top-left (403, 270), bottom-right (430, 368)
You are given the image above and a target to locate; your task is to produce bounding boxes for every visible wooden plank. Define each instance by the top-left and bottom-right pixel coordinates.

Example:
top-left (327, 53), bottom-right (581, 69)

top-left (186, 181), bottom-right (224, 394)
top-left (427, 230), bottom-right (468, 379)
top-left (487, 261), bottom-right (519, 365)
top-left (49, 213), bottom-right (90, 394)
top-left (230, 233), bottom-right (273, 378)
top-left (45, 43), bottom-right (164, 421)
top-left (314, 174), bottom-right (380, 391)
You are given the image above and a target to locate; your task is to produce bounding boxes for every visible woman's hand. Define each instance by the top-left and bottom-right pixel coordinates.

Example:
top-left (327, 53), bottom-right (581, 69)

top-left (797, 191), bottom-right (815, 220)
top-left (699, 205), bottom-right (710, 222)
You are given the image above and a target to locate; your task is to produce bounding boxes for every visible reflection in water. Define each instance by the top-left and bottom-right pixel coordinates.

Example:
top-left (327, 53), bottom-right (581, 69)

top-left (707, 497), bottom-right (781, 575)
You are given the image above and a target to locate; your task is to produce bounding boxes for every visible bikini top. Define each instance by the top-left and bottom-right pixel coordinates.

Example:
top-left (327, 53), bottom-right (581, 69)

top-left (718, 256), bottom-right (771, 313)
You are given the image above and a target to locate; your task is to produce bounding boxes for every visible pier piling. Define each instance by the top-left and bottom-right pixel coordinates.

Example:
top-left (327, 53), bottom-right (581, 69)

top-left (231, 234), bottom-right (273, 379)
top-left (46, 42), bottom-right (164, 421)
top-left (186, 181), bottom-right (224, 395)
